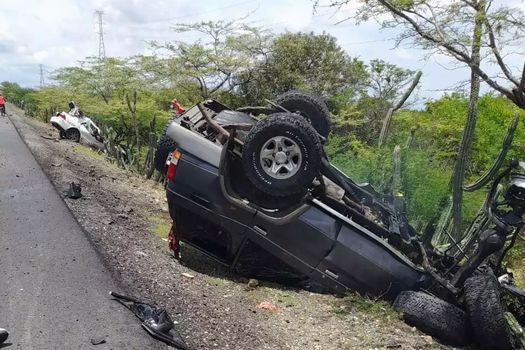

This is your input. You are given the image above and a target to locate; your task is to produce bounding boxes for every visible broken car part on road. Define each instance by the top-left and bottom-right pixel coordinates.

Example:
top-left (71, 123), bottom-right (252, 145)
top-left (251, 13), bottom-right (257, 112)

top-left (110, 291), bottom-right (188, 350)
top-left (63, 182), bottom-right (82, 199)
top-left (0, 328), bottom-right (8, 344)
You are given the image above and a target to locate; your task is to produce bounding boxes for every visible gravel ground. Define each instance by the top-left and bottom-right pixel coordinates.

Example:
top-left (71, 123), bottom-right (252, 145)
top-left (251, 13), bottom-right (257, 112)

top-left (8, 107), bottom-right (460, 350)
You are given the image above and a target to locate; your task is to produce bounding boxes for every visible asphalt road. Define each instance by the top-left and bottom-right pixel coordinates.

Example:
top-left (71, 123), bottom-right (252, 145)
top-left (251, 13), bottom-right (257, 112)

top-left (0, 115), bottom-right (163, 349)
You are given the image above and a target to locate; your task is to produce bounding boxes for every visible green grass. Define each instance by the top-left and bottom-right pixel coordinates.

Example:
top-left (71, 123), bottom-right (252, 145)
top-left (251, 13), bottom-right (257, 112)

top-left (204, 276), bottom-right (233, 287)
top-left (335, 292), bottom-right (400, 322)
top-left (506, 238), bottom-right (525, 289)
top-left (147, 213), bottom-right (172, 238)
top-left (73, 144), bottom-right (104, 161)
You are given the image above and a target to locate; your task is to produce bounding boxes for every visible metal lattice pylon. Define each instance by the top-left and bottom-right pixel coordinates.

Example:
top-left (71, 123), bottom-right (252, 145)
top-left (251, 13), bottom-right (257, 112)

top-left (39, 64), bottom-right (45, 88)
top-left (95, 10), bottom-right (106, 59)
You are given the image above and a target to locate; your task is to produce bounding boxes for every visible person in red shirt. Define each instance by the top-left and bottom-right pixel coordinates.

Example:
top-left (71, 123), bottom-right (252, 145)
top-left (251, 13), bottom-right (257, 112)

top-left (170, 98), bottom-right (185, 115)
top-left (0, 95), bottom-right (6, 116)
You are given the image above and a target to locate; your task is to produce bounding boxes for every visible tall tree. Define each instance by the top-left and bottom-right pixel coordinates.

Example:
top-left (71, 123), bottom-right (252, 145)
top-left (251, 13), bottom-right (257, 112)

top-left (53, 57), bottom-right (138, 104)
top-left (152, 19), bottom-right (272, 98)
top-left (353, 59), bottom-right (416, 143)
top-left (321, 0), bottom-right (525, 108)
top-left (367, 59), bottom-right (415, 102)
top-left (238, 32), bottom-right (368, 104)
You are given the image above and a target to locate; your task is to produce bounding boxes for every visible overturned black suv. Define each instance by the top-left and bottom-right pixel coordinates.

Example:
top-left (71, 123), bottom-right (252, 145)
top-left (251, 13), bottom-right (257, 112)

top-left (155, 91), bottom-right (525, 349)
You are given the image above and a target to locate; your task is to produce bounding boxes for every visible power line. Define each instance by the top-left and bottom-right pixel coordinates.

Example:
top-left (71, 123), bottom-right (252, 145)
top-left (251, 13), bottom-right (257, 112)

top-left (95, 10), bottom-right (106, 59)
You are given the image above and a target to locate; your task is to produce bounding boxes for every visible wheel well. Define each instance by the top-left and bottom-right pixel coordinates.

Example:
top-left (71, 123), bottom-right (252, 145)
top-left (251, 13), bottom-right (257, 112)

top-left (66, 127), bottom-right (80, 134)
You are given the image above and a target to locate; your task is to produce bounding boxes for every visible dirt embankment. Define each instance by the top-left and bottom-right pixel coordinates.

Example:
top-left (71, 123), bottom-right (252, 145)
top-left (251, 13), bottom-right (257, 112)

top-left (8, 108), bottom-right (457, 350)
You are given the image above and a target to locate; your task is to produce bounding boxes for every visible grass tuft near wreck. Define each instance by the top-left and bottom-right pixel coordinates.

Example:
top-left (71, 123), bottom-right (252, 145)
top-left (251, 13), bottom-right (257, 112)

top-left (342, 292), bottom-right (399, 321)
top-left (147, 213), bottom-right (172, 238)
top-left (507, 238), bottom-right (525, 288)
top-left (73, 144), bottom-right (104, 161)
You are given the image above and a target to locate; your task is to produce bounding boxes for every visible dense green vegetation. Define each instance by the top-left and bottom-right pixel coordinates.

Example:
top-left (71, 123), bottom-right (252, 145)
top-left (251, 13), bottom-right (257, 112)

top-left (1, 25), bottom-right (523, 235)
top-left (327, 94), bottom-right (525, 225)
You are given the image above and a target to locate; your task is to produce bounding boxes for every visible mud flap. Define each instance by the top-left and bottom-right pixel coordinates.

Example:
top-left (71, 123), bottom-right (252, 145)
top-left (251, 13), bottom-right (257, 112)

top-left (168, 224), bottom-right (180, 259)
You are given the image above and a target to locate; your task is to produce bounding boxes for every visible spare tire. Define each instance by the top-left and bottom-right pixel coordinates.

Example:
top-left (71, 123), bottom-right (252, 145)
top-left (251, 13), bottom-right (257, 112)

top-left (464, 273), bottom-right (515, 350)
top-left (275, 90), bottom-right (331, 138)
top-left (154, 116), bottom-right (178, 173)
top-left (393, 291), bottom-right (469, 346)
top-left (242, 113), bottom-right (322, 197)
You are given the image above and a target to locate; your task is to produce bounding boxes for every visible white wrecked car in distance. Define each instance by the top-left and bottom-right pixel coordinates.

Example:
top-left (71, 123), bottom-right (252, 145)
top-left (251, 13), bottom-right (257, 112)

top-left (50, 101), bottom-right (104, 149)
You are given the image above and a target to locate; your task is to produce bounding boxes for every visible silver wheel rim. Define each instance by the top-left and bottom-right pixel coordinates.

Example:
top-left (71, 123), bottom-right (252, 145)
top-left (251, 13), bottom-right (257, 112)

top-left (259, 136), bottom-right (302, 179)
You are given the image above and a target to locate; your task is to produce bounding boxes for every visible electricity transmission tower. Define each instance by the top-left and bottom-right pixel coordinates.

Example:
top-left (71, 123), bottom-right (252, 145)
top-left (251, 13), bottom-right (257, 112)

top-left (39, 64), bottom-right (45, 88)
top-left (95, 10), bottom-right (106, 59)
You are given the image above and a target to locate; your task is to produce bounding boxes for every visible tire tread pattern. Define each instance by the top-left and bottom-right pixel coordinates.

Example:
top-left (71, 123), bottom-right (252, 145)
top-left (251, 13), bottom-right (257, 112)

top-left (275, 90), bottom-right (331, 138)
top-left (393, 291), bottom-right (469, 346)
top-left (464, 273), bottom-right (515, 350)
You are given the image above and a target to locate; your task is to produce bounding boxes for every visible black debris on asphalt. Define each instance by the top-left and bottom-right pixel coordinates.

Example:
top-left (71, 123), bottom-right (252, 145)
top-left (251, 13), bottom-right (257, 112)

top-left (90, 336), bottom-right (106, 345)
top-left (63, 182), bottom-right (82, 199)
top-left (110, 291), bottom-right (189, 350)
top-left (0, 328), bottom-right (8, 344)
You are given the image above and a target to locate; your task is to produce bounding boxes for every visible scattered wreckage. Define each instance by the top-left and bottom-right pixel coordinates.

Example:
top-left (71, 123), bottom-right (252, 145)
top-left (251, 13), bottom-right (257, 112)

top-left (110, 291), bottom-right (188, 349)
top-left (155, 91), bottom-right (525, 349)
top-left (50, 101), bottom-right (104, 149)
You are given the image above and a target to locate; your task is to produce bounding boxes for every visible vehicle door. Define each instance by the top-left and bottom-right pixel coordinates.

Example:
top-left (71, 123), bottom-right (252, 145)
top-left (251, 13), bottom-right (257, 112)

top-left (313, 204), bottom-right (425, 297)
top-left (247, 205), bottom-right (339, 276)
top-left (170, 151), bottom-right (254, 264)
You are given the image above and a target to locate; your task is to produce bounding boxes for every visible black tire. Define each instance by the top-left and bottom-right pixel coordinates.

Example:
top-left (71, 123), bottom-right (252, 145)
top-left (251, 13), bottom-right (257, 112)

top-left (65, 128), bottom-right (80, 142)
top-left (464, 273), bottom-right (514, 350)
top-left (393, 291), bottom-right (469, 346)
top-left (275, 90), bottom-right (331, 138)
top-left (154, 116), bottom-right (178, 173)
top-left (242, 113), bottom-right (322, 197)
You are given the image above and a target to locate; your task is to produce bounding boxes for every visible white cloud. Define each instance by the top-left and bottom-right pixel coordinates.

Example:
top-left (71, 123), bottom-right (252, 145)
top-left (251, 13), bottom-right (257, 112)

top-left (0, 0), bottom-right (522, 105)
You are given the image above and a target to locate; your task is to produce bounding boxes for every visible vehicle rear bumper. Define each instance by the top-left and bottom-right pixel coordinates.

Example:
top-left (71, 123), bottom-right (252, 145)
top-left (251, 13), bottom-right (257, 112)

top-left (50, 117), bottom-right (67, 132)
top-left (166, 122), bottom-right (222, 168)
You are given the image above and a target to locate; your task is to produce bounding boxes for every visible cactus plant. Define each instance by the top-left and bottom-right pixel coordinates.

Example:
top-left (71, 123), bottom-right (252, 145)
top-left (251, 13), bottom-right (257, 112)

top-left (144, 115), bottom-right (157, 179)
top-left (404, 126), bottom-right (417, 149)
top-left (463, 113), bottom-right (519, 192)
top-left (378, 71), bottom-right (422, 147)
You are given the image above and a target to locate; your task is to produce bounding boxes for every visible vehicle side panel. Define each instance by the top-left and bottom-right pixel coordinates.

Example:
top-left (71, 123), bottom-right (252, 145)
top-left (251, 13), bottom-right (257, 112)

top-left (315, 224), bottom-right (425, 298)
top-left (166, 140), bottom-right (426, 297)
top-left (251, 206), bottom-right (339, 270)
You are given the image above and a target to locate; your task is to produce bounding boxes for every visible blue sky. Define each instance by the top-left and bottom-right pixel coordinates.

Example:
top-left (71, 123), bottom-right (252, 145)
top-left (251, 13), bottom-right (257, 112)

top-left (0, 0), bottom-right (523, 104)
